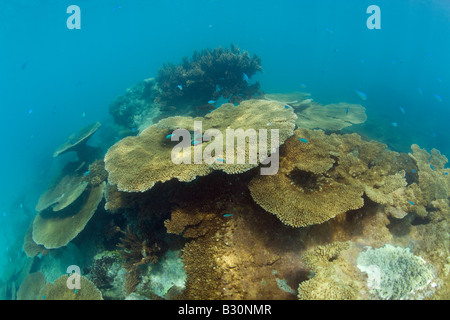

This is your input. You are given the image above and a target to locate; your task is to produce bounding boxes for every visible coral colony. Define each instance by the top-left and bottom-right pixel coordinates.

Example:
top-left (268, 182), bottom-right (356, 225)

top-left (8, 45), bottom-right (450, 300)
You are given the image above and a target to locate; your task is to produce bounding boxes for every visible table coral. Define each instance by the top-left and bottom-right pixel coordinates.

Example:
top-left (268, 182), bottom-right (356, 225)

top-left (105, 99), bottom-right (296, 193)
top-left (32, 182), bottom-right (105, 249)
top-left (40, 274), bottom-right (103, 300)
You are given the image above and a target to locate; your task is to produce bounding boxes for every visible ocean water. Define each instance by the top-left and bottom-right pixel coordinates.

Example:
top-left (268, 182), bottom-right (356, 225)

top-left (0, 0), bottom-right (449, 299)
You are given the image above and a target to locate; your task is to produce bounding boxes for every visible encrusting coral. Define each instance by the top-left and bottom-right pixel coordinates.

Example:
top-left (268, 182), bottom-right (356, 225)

top-left (32, 182), bottom-right (105, 249)
top-left (155, 44), bottom-right (263, 109)
top-left (105, 99), bottom-right (296, 193)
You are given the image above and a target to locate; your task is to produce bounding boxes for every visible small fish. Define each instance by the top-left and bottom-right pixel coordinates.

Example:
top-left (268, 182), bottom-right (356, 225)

top-left (131, 128), bottom-right (136, 133)
top-left (360, 58), bottom-right (366, 64)
top-left (192, 140), bottom-right (202, 146)
top-left (445, 172), bottom-right (448, 176)
top-left (299, 83), bottom-right (306, 88)
top-left (430, 164), bottom-right (435, 171)
top-left (74, 289), bottom-right (78, 294)
top-left (346, 107), bottom-right (349, 115)
top-left (298, 138), bottom-right (308, 143)
top-left (27, 108), bottom-right (33, 114)
top-left (216, 158), bottom-right (226, 162)
top-left (82, 112), bottom-right (86, 117)
top-left (208, 100), bottom-right (216, 104)
top-left (242, 73), bottom-right (249, 82)
top-left (2, 212), bottom-right (5, 217)
top-left (223, 214), bottom-right (233, 218)
top-left (418, 88), bottom-right (423, 94)
top-left (325, 28), bottom-right (334, 34)
top-left (437, 77), bottom-right (443, 83)
top-left (408, 201), bottom-right (414, 206)
top-left (355, 89), bottom-right (367, 101)
top-left (121, 105), bottom-right (127, 110)
top-left (42, 295), bottom-right (46, 300)
top-left (177, 84), bottom-right (183, 90)
top-left (434, 94), bottom-right (443, 102)
top-left (38, 252), bottom-right (42, 259)
top-left (412, 169), bottom-right (416, 173)
top-left (284, 105), bottom-right (291, 109)
top-left (112, 5), bottom-right (121, 10)
top-left (84, 170), bottom-right (91, 177)
top-left (400, 107), bottom-right (406, 114)
top-left (75, 81), bottom-right (82, 85)
top-left (166, 134), bottom-right (173, 139)
top-left (392, 122), bottom-right (398, 127)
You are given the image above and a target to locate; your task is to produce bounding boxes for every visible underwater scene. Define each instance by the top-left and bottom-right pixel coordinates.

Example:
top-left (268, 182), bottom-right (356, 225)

top-left (1, 0), bottom-right (449, 302)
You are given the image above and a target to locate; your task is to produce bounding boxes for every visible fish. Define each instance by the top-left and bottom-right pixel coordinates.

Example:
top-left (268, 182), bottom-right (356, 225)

top-left (112, 5), bottom-right (121, 10)
top-left (166, 134), bottom-right (173, 139)
top-left (177, 84), bottom-right (183, 90)
top-left (75, 289), bottom-right (78, 294)
top-left (325, 28), bottom-right (334, 34)
top-left (208, 100), bottom-right (216, 104)
top-left (434, 94), bottom-right (443, 102)
top-left (430, 164), bottom-right (435, 171)
top-left (412, 169), bottom-right (416, 173)
top-left (392, 122), bottom-right (399, 127)
top-left (299, 83), bottom-right (306, 88)
top-left (75, 81), bottom-right (82, 85)
top-left (445, 172), bottom-right (448, 176)
top-left (131, 128), bottom-right (136, 133)
top-left (284, 105), bottom-right (291, 109)
top-left (27, 108), bottom-right (33, 114)
top-left (360, 58), bottom-right (366, 64)
top-left (191, 140), bottom-right (202, 146)
top-left (355, 89), bottom-right (367, 101)
top-left (437, 77), bottom-right (443, 83)
top-left (21, 61), bottom-right (28, 70)
top-left (216, 158), bottom-right (226, 162)
top-left (84, 170), bottom-right (91, 177)
top-left (38, 252), bottom-right (42, 259)
top-left (42, 295), bottom-right (46, 300)
top-left (242, 73), bottom-right (249, 82)
top-left (418, 88), bottom-right (423, 94)
top-left (346, 107), bottom-right (349, 115)
top-left (223, 214), bottom-right (233, 218)
top-left (298, 138), bottom-right (308, 143)
top-left (400, 107), bottom-right (406, 114)
top-left (408, 201), bottom-right (414, 206)
top-left (82, 112), bottom-right (86, 117)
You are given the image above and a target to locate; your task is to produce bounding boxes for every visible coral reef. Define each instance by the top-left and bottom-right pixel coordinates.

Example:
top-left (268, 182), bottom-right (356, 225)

top-left (32, 182), bottom-right (105, 249)
top-left (155, 44), bottom-right (263, 110)
top-left (105, 99), bottom-right (296, 192)
top-left (357, 244), bottom-right (435, 300)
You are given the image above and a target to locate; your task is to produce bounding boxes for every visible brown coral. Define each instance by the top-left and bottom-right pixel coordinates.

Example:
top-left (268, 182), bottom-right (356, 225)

top-left (298, 242), bottom-right (366, 300)
top-left (105, 99), bottom-right (296, 192)
top-left (17, 272), bottom-right (46, 300)
top-left (32, 182), bottom-right (105, 249)
top-left (40, 274), bottom-right (103, 300)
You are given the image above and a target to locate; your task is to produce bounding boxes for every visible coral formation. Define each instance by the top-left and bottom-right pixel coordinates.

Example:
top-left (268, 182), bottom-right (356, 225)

top-left (35, 172), bottom-right (88, 212)
top-left (155, 44), bottom-right (262, 109)
top-left (298, 242), bottom-right (366, 300)
top-left (32, 182), bottom-right (105, 249)
top-left (109, 78), bottom-right (161, 130)
top-left (40, 274), bottom-right (103, 300)
top-left (105, 99), bottom-right (296, 192)
top-left (53, 122), bottom-right (102, 162)
top-left (16, 271), bottom-right (46, 300)
top-left (357, 244), bottom-right (435, 300)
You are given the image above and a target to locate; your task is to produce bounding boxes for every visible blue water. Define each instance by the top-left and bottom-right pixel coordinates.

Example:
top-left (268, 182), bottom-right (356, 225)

top-left (0, 0), bottom-right (449, 285)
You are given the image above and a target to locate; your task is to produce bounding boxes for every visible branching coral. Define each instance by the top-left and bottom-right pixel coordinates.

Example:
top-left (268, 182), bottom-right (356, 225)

top-left (357, 244), bottom-right (435, 300)
top-left (155, 44), bottom-right (262, 109)
top-left (109, 78), bottom-right (161, 130)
